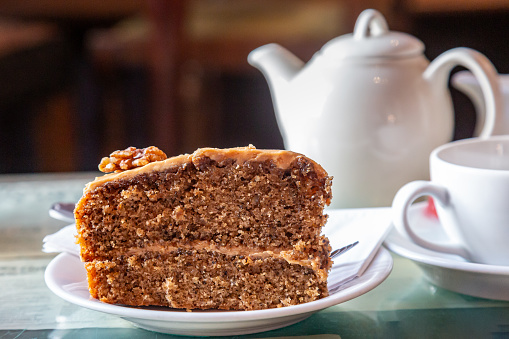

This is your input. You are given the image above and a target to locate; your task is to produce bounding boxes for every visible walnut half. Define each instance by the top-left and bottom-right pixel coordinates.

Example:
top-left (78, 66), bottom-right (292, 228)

top-left (99, 146), bottom-right (167, 173)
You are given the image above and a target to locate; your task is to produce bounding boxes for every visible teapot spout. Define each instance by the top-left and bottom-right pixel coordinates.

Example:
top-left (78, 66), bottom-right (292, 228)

top-left (248, 43), bottom-right (304, 87)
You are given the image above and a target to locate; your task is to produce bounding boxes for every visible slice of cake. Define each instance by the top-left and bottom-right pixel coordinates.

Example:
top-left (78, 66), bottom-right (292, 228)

top-left (74, 145), bottom-right (333, 310)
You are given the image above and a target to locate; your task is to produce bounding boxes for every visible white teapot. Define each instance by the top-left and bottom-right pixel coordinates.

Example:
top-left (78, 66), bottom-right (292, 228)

top-left (452, 70), bottom-right (509, 136)
top-left (248, 9), bottom-right (502, 208)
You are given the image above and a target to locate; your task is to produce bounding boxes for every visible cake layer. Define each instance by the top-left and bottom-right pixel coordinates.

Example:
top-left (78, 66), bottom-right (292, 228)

top-left (86, 249), bottom-right (329, 310)
top-left (76, 153), bottom-right (332, 262)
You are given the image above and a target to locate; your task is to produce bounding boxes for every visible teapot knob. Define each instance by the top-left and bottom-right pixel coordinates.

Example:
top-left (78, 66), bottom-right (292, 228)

top-left (353, 9), bottom-right (389, 40)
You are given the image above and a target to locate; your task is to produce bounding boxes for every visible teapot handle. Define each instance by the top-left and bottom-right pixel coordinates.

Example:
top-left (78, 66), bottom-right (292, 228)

top-left (353, 9), bottom-right (389, 40)
top-left (424, 47), bottom-right (501, 138)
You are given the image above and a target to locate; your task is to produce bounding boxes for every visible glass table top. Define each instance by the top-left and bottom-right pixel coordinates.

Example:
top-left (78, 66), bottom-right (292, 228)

top-left (1, 172), bottom-right (509, 338)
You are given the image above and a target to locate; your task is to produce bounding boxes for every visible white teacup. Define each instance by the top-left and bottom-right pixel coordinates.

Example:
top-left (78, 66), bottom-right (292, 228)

top-left (392, 135), bottom-right (509, 266)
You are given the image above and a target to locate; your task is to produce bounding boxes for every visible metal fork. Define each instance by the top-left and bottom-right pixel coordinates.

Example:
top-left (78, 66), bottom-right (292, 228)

top-left (330, 241), bottom-right (359, 259)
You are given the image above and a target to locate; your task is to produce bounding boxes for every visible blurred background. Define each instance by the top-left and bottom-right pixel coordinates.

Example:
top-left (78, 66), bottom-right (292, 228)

top-left (0, 0), bottom-right (507, 173)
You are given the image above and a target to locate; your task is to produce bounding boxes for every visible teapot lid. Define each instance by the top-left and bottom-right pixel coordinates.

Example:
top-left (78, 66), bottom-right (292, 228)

top-left (320, 9), bottom-right (424, 59)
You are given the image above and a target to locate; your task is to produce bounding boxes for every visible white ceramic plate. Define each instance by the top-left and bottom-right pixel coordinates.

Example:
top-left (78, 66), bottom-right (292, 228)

top-left (45, 247), bottom-right (392, 336)
top-left (385, 202), bottom-right (509, 301)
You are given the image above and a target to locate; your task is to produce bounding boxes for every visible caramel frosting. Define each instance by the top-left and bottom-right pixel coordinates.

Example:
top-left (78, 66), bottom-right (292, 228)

top-left (125, 241), bottom-right (328, 282)
top-left (84, 145), bottom-right (329, 193)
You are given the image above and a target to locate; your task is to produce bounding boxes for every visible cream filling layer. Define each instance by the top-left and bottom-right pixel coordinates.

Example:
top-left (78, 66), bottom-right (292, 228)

top-left (124, 241), bottom-right (327, 282)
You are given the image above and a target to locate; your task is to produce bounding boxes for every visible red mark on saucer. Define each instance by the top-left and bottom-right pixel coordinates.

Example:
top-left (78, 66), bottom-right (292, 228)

top-left (425, 197), bottom-right (438, 219)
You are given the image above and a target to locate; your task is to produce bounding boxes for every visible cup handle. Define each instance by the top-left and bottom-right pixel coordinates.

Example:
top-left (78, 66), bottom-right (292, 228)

top-left (392, 180), bottom-right (472, 260)
top-left (424, 47), bottom-right (502, 138)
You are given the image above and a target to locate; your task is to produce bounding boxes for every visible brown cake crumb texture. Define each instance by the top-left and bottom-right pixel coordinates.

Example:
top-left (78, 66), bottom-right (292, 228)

top-left (75, 146), bottom-right (333, 311)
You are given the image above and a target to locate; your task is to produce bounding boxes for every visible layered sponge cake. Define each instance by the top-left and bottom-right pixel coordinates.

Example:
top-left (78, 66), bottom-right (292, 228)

top-left (74, 145), bottom-right (332, 310)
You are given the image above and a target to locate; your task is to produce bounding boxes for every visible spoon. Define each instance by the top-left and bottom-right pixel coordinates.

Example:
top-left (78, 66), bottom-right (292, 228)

top-left (49, 202), bottom-right (75, 223)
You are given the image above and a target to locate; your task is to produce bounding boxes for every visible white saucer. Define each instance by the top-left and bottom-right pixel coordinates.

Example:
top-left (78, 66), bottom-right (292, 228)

top-left (385, 202), bottom-right (509, 301)
top-left (45, 247), bottom-right (392, 336)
